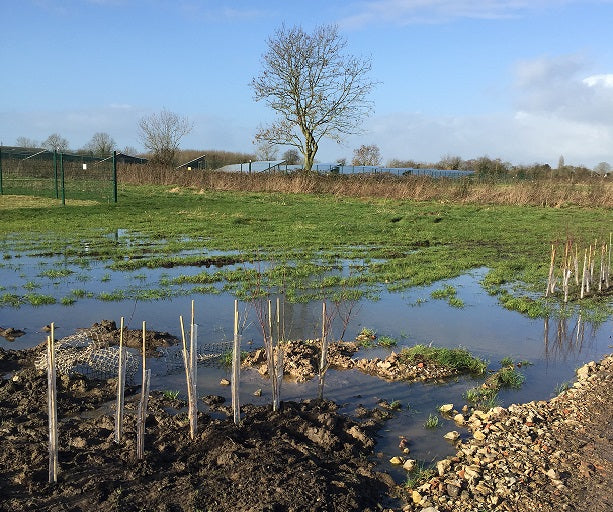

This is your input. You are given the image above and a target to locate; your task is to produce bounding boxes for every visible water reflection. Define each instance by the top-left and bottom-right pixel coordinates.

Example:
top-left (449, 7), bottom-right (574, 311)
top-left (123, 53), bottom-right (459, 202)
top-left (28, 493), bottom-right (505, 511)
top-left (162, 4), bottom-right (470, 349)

top-left (543, 312), bottom-right (597, 361)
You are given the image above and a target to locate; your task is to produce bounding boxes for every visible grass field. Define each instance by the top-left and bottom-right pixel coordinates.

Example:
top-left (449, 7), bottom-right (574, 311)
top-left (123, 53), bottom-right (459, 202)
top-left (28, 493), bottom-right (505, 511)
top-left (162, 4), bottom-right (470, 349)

top-left (0, 184), bottom-right (611, 316)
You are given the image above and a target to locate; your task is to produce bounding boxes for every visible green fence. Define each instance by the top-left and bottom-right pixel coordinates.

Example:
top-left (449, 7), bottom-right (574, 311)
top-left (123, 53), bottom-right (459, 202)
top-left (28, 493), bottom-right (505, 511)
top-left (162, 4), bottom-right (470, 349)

top-left (0, 146), bottom-right (117, 203)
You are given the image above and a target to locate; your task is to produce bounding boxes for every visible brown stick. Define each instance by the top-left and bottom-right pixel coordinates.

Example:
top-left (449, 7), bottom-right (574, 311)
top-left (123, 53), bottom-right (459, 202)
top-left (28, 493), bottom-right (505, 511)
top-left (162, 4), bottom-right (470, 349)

top-left (47, 330), bottom-right (58, 484)
top-left (232, 299), bottom-right (241, 425)
top-left (546, 244), bottom-right (556, 297)
top-left (115, 316), bottom-right (126, 443)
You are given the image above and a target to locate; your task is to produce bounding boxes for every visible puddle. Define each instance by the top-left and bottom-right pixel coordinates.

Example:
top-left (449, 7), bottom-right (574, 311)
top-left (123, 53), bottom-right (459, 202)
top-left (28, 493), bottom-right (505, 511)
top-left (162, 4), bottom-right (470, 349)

top-left (1, 257), bottom-right (611, 484)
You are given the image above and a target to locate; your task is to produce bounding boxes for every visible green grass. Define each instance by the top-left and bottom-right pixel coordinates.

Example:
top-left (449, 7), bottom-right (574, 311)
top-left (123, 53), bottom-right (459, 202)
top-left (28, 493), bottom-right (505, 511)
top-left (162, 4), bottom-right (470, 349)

top-left (162, 390), bottom-right (180, 400)
top-left (399, 344), bottom-right (488, 375)
top-left (0, 185), bottom-right (611, 317)
top-left (405, 462), bottom-right (436, 489)
top-left (424, 413), bottom-right (440, 428)
top-left (377, 335), bottom-right (398, 348)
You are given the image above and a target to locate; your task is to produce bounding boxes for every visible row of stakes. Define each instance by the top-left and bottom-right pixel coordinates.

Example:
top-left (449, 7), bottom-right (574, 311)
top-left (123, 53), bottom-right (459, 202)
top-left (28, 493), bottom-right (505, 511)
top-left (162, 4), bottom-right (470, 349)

top-left (46, 300), bottom-right (243, 484)
top-left (46, 298), bottom-right (331, 484)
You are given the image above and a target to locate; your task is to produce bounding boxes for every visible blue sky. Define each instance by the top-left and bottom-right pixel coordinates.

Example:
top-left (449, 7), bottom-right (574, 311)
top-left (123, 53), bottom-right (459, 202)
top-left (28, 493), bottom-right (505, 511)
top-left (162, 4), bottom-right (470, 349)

top-left (2, 0), bottom-right (613, 167)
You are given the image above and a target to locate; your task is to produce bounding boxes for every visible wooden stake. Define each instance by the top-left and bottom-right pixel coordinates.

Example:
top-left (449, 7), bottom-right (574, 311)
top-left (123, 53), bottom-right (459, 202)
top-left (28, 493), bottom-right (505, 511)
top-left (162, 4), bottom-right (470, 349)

top-left (47, 330), bottom-right (58, 484)
top-left (232, 299), bottom-right (241, 425)
top-left (318, 302), bottom-right (329, 401)
top-left (136, 369), bottom-right (151, 460)
top-left (137, 321), bottom-right (149, 459)
top-left (546, 244), bottom-right (556, 297)
top-left (190, 322), bottom-right (198, 438)
top-left (115, 316), bottom-right (126, 443)
top-left (580, 248), bottom-right (587, 299)
top-left (179, 315), bottom-right (195, 438)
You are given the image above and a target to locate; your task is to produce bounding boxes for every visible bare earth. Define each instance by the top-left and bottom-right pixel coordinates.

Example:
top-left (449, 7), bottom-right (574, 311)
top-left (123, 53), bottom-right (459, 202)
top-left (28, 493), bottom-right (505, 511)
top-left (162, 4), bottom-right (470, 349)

top-left (0, 331), bottom-right (611, 512)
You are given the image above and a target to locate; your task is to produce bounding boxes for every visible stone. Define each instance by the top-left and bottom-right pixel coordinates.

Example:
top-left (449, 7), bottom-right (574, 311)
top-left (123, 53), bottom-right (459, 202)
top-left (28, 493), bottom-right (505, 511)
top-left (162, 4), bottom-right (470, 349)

top-left (412, 490), bottom-right (422, 504)
top-left (453, 413), bottom-right (465, 425)
top-left (253, 388), bottom-right (262, 396)
top-left (403, 459), bottom-right (417, 471)
top-left (546, 468), bottom-right (559, 480)
top-left (390, 456), bottom-right (404, 465)
top-left (437, 459), bottom-right (451, 476)
top-left (439, 404), bottom-right (454, 414)
top-left (420, 507), bottom-right (439, 512)
top-left (443, 431), bottom-right (460, 442)
top-left (473, 430), bottom-right (486, 441)
top-left (446, 481), bottom-right (462, 497)
top-left (219, 378), bottom-right (230, 386)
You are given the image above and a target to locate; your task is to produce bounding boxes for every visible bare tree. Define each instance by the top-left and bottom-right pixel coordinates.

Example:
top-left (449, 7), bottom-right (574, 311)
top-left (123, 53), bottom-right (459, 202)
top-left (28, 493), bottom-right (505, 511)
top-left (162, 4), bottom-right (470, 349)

top-left (438, 154), bottom-right (463, 170)
top-left (16, 136), bottom-right (39, 148)
top-left (251, 24), bottom-right (376, 171)
top-left (255, 140), bottom-right (279, 161)
top-left (593, 162), bottom-right (611, 175)
top-left (352, 144), bottom-right (381, 166)
top-left (138, 109), bottom-right (193, 166)
top-left (122, 146), bottom-right (138, 156)
top-left (282, 148), bottom-right (300, 165)
top-left (83, 132), bottom-right (116, 156)
top-left (42, 133), bottom-right (69, 152)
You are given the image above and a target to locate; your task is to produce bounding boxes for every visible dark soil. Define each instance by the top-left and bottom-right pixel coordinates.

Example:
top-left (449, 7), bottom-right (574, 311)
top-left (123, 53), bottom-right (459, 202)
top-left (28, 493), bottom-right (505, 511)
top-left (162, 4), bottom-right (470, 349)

top-left (0, 347), bottom-right (396, 512)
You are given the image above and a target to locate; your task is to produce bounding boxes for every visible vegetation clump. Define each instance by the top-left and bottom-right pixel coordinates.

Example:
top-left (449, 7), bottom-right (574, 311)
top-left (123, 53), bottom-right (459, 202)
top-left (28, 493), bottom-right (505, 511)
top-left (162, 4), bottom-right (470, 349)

top-left (398, 345), bottom-right (487, 375)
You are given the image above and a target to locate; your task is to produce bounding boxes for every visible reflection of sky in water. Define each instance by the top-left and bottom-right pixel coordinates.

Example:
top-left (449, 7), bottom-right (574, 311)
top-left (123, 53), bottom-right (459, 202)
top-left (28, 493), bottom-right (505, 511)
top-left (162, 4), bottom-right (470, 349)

top-left (1, 255), bottom-right (611, 482)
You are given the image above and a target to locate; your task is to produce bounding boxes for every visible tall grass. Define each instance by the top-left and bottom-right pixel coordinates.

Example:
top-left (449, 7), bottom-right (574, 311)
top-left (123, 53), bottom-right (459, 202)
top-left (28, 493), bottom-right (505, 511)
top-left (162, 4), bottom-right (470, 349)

top-left (117, 165), bottom-right (613, 208)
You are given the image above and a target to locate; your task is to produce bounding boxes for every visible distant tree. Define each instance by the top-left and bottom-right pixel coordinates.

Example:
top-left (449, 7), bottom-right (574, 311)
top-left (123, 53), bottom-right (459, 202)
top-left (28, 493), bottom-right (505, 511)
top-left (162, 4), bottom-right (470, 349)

top-left (42, 133), bottom-right (69, 152)
top-left (473, 156), bottom-right (510, 179)
top-left (593, 162), bottom-right (611, 175)
top-left (336, 157), bottom-right (347, 166)
top-left (387, 158), bottom-right (418, 169)
top-left (122, 146), bottom-right (138, 156)
top-left (138, 109), bottom-right (193, 166)
top-left (352, 144), bottom-right (381, 166)
top-left (281, 148), bottom-right (300, 165)
top-left (251, 24), bottom-right (376, 171)
top-left (83, 132), bottom-right (116, 156)
top-left (255, 140), bottom-right (279, 161)
top-left (16, 136), bottom-right (39, 148)
top-left (557, 155), bottom-right (565, 170)
top-left (438, 154), bottom-right (463, 170)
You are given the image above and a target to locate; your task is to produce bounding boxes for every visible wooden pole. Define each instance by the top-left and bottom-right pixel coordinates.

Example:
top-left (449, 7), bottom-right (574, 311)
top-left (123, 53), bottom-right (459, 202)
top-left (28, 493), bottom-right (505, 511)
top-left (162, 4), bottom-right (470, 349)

top-left (190, 323), bottom-right (198, 438)
top-left (318, 302), bottom-right (329, 401)
top-left (137, 322), bottom-right (148, 459)
top-left (136, 369), bottom-right (151, 459)
top-left (115, 316), bottom-right (126, 443)
top-left (179, 316), bottom-right (195, 438)
top-left (546, 244), bottom-right (556, 297)
top-left (232, 299), bottom-right (241, 425)
top-left (47, 330), bottom-right (58, 484)
top-left (580, 248), bottom-right (587, 299)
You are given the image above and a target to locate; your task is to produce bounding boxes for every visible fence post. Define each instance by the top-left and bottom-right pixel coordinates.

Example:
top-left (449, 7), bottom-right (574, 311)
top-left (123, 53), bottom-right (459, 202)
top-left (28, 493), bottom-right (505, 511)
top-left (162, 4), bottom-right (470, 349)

top-left (53, 151), bottom-right (59, 199)
top-left (112, 151), bottom-right (118, 203)
top-left (0, 146), bottom-right (3, 195)
top-left (60, 153), bottom-right (65, 206)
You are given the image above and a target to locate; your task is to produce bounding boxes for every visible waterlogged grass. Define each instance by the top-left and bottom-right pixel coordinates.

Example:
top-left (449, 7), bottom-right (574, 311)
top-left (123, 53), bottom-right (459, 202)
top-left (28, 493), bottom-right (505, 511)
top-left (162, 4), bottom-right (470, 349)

top-left (405, 462), bottom-right (436, 490)
top-left (431, 284), bottom-right (465, 308)
top-left (399, 345), bottom-right (488, 375)
top-left (0, 186), bottom-right (611, 315)
top-left (424, 413), bottom-right (440, 429)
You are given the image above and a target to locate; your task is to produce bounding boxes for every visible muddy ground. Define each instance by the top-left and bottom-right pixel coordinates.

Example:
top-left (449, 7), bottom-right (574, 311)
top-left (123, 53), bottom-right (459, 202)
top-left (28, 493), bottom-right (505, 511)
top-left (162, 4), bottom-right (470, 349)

top-left (0, 322), bottom-right (611, 512)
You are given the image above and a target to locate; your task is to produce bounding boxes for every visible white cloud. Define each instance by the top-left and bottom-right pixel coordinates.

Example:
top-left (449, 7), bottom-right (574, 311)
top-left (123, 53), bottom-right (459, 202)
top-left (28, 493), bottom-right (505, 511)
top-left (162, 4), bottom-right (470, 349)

top-left (340, 0), bottom-right (583, 28)
top-left (514, 55), bottom-right (613, 125)
top-left (583, 74), bottom-right (613, 88)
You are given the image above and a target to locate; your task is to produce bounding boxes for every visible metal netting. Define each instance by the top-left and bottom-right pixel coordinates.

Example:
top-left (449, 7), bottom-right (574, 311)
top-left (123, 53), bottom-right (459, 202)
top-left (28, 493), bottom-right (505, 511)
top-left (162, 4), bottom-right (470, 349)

top-left (35, 326), bottom-right (234, 382)
top-left (0, 146), bottom-right (117, 203)
top-left (34, 329), bottom-right (139, 382)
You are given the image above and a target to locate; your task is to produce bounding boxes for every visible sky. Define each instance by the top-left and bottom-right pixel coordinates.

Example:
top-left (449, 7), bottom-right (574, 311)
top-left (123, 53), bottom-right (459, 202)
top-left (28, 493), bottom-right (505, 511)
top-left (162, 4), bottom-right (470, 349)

top-left (2, 0), bottom-right (613, 168)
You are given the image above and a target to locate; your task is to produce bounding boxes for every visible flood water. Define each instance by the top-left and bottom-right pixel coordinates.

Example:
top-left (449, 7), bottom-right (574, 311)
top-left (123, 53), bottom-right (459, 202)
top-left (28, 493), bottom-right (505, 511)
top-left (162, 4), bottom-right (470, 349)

top-left (1, 253), bottom-right (611, 483)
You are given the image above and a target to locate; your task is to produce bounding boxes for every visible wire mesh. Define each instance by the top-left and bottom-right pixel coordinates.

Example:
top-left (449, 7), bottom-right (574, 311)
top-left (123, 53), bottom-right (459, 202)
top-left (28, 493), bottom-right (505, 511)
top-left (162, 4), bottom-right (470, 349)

top-left (0, 146), bottom-right (116, 202)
